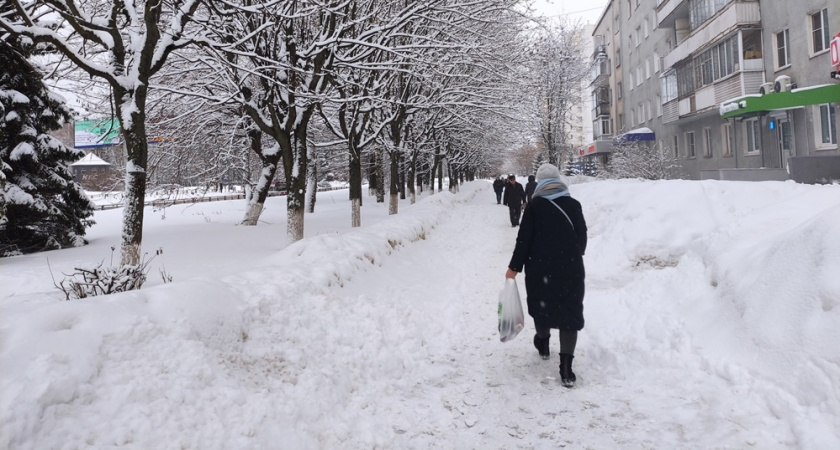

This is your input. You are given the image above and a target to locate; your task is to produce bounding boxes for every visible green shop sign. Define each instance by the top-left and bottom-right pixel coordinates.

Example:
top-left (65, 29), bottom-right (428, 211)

top-left (720, 84), bottom-right (840, 120)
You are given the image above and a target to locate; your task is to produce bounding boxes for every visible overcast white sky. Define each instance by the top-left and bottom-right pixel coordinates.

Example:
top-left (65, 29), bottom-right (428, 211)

top-left (532, 0), bottom-right (609, 25)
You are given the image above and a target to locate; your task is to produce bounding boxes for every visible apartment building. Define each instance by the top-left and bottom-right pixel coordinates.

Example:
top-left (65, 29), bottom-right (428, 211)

top-left (585, 0), bottom-right (840, 183)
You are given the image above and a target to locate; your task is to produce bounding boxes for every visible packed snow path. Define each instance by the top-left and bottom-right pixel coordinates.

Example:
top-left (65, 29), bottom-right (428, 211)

top-left (2, 180), bottom-right (838, 449)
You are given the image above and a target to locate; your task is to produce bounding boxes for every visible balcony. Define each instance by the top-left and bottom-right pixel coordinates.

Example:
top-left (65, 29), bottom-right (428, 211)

top-left (590, 58), bottom-right (611, 87)
top-left (663, 1), bottom-right (760, 69)
top-left (656, 0), bottom-right (687, 28)
top-left (592, 103), bottom-right (611, 117)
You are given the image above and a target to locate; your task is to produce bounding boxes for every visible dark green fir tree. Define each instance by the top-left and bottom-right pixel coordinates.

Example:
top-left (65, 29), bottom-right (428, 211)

top-left (0, 41), bottom-right (94, 256)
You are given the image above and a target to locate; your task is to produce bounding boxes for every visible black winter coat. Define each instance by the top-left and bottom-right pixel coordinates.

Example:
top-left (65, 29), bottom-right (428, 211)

top-left (525, 181), bottom-right (537, 203)
top-left (502, 182), bottom-right (526, 208)
top-left (508, 196), bottom-right (587, 330)
top-left (493, 179), bottom-right (505, 193)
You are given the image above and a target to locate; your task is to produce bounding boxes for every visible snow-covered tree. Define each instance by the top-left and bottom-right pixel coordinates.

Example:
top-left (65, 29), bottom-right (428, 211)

top-left (521, 20), bottom-right (590, 167)
top-left (0, 41), bottom-right (94, 256)
top-left (1, 0), bottom-right (209, 267)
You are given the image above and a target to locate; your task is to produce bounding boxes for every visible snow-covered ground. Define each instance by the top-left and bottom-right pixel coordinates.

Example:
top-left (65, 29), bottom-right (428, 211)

top-left (1, 178), bottom-right (839, 449)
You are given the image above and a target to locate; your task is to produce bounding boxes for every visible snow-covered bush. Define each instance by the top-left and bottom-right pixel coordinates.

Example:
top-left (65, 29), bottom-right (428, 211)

top-left (606, 141), bottom-right (683, 180)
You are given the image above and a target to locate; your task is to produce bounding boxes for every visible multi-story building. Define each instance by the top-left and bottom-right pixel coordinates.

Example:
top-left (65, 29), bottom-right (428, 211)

top-left (582, 1), bottom-right (620, 168)
top-left (583, 0), bottom-right (840, 183)
top-left (718, 1), bottom-right (840, 183)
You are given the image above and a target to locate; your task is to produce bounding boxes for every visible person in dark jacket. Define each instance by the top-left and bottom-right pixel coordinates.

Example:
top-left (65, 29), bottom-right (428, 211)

top-left (502, 175), bottom-right (526, 227)
top-left (492, 176), bottom-right (505, 204)
top-left (505, 163), bottom-right (587, 388)
top-left (524, 174), bottom-right (537, 204)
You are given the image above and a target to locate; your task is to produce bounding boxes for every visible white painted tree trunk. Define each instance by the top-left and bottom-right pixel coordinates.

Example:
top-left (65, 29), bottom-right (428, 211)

top-left (351, 198), bottom-right (361, 228)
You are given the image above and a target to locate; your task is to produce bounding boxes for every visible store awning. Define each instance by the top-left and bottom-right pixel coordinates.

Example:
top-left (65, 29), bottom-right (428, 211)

top-left (720, 83), bottom-right (840, 120)
top-left (578, 140), bottom-right (613, 156)
top-left (612, 127), bottom-right (655, 145)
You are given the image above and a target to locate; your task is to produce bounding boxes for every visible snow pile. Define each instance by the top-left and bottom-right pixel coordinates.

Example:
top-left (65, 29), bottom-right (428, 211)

top-left (1, 179), bottom-right (839, 449)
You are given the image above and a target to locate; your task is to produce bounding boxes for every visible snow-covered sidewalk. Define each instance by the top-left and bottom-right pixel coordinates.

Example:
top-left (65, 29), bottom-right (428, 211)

top-left (2, 179), bottom-right (839, 449)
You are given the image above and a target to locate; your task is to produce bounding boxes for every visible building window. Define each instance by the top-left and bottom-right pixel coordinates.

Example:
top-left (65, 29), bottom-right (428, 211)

top-left (661, 71), bottom-right (678, 103)
top-left (686, 131), bottom-right (696, 157)
top-left (645, 100), bottom-right (652, 121)
top-left (745, 118), bottom-right (761, 153)
top-left (673, 135), bottom-right (680, 158)
top-left (776, 29), bottom-right (790, 69)
top-left (617, 82), bottom-right (623, 99)
top-left (636, 67), bottom-right (643, 87)
top-left (703, 127), bottom-right (713, 157)
top-left (635, 27), bottom-right (641, 48)
top-left (655, 95), bottom-right (662, 117)
top-left (630, 108), bottom-right (636, 126)
top-left (599, 117), bottom-right (612, 136)
top-left (819, 104), bottom-right (837, 145)
top-left (811, 9), bottom-right (830, 54)
top-left (721, 123), bottom-right (734, 156)
top-left (644, 18), bottom-right (649, 38)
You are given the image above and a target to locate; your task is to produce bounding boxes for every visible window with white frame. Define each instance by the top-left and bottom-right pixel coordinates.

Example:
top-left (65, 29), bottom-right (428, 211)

top-left (645, 100), bottom-right (652, 121)
top-left (636, 67), bottom-right (643, 86)
top-left (656, 95), bottom-right (662, 116)
top-left (721, 123), bottom-right (734, 156)
top-left (635, 27), bottom-right (641, 48)
top-left (686, 131), bottom-right (696, 157)
top-left (645, 59), bottom-right (651, 79)
top-left (745, 118), bottom-right (761, 153)
top-left (630, 107), bottom-right (636, 126)
top-left (673, 135), bottom-right (680, 158)
top-left (644, 18), bottom-right (649, 38)
top-left (703, 127), bottom-right (713, 157)
top-left (599, 117), bottom-right (612, 136)
top-left (818, 104), bottom-right (837, 145)
top-left (617, 81), bottom-right (623, 99)
top-left (775, 29), bottom-right (790, 68)
top-left (811, 9), bottom-right (830, 54)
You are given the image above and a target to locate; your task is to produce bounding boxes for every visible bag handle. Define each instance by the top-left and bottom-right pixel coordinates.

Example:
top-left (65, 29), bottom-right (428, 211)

top-left (547, 199), bottom-right (574, 230)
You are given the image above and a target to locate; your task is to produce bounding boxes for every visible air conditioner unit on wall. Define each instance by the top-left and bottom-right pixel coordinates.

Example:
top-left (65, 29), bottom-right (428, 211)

top-left (759, 82), bottom-right (774, 95)
top-left (774, 75), bottom-right (792, 93)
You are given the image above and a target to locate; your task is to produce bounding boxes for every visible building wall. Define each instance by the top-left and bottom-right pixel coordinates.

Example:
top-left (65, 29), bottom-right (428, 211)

top-left (586, 0), bottom-right (838, 181)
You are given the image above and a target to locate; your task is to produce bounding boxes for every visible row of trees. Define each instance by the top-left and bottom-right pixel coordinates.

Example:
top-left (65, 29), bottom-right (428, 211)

top-left (1, 1), bottom-right (592, 273)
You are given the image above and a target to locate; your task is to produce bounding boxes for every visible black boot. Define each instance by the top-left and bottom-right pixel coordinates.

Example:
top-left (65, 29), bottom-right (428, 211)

top-left (533, 334), bottom-right (550, 360)
top-left (559, 353), bottom-right (576, 388)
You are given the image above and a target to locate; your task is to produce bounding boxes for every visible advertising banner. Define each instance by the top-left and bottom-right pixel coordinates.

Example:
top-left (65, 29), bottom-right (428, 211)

top-left (74, 119), bottom-right (121, 148)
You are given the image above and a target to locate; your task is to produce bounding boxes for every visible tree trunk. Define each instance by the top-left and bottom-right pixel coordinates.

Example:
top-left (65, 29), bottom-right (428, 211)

top-left (117, 100), bottom-right (149, 268)
top-left (306, 145), bottom-right (317, 213)
top-left (388, 151), bottom-right (399, 215)
top-left (349, 143), bottom-right (362, 228)
top-left (437, 160), bottom-right (443, 193)
top-left (408, 151), bottom-right (417, 204)
top-left (286, 125), bottom-right (309, 242)
top-left (375, 146), bottom-right (385, 204)
top-left (241, 128), bottom-right (278, 226)
top-left (399, 152), bottom-right (406, 200)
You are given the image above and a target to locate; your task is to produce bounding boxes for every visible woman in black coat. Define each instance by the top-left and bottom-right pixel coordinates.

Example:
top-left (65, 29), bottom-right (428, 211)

top-left (505, 163), bottom-right (587, 387)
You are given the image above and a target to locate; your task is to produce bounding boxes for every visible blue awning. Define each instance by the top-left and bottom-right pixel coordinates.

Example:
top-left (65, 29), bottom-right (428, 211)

top-left (613, 127), bottom-right (655, 144)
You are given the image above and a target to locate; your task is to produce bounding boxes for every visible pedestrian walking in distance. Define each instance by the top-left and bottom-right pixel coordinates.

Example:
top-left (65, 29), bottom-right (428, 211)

top-left (492, 176), bottom-right (505, 204)
top-left (502, 175), bottom-right (526, 227)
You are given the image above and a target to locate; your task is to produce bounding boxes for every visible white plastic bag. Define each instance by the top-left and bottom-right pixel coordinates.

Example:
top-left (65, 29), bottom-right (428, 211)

top-left (498, 278), bottom-right (525, 342)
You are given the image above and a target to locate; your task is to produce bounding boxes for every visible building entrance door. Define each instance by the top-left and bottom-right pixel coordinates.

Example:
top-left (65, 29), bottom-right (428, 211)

top-left (777, 118), bottom-right (792, 170)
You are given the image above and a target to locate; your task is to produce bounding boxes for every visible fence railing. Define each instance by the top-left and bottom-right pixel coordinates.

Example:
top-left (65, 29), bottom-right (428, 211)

top-left (93, 186), bottom-right (345, 211)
